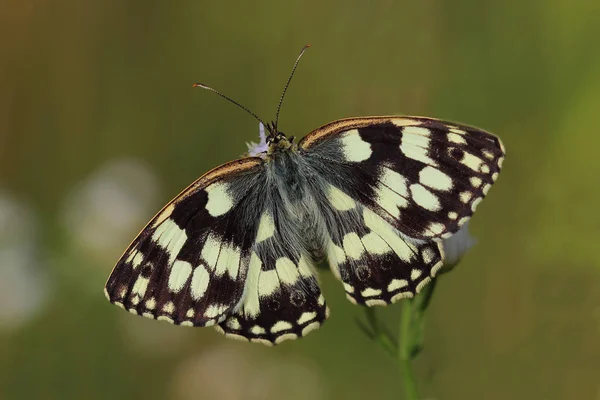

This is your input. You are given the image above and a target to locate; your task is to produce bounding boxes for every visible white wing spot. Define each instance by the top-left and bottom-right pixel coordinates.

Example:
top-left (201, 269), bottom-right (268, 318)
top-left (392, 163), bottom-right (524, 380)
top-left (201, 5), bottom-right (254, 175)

top-left (131, 276), bottom-right (149, 298)
top-left (425, 222), bottom-right (445, 236)
top-left (480, 164), bottom-right (490, 174)
top-left (126, 250), bottom-right (144, 269)
top-left (449, 127), bottom-right (467, 135)
top-left (380, 167), bottom-right (409, 196)
top-left (297, 255), bottom-right (314, 278)
top-left (448, 132), bottom-right (467, 144)
top-left (492, 172), bottom-right (499, 181)
top-left (275, 257), bottom-right (300, 285)
top-left (275, 333), bottom-right (298, 344)
top-left (410, 269), bottom-right (423, 281)
top-left (145, 298), bottom-right (156, 310)
top-left (391, 292), bottom-right (413, 302)
top-left (419, 166), bottom-right (453, 192)
top-left (403, 125), bottom-right (431, 137)
top-left (157, 316), bottom-right (174, 324)
top-left (363, 208), bottom-right (415, 262)
top-left (251, 338), bottom-right (273, 346)
top-left (343, 232), bottom-right (364, 260)
top-left (297, 311), bottom-right (317, 325)
top-left (387, 279), bottom-right (408, 292)
top-left (416, 277), bottom-right (432, 293)
top-left (470, 176), bottom-right (482, 188)
top-left (225, 333), bottom-right (247, 342)
top-left (327, 184), bottom-right (356, 211)
top-left (318, 294), bottom-right (325, 306)
top-left (400, 127), bottom-right (438, 166)
top-left (162, 301), bottom-right (175, 313)
top-left (340, 129), bottom-right (372, 162)
top-left (258, 270), bottom-right (279, 297)
top-left (201, 233), bottom-right (221, 270)
top-left (327, 239), bottom-right (346, 279)
top-left (256, 212), bottom-right (275, 243)
top-left (448, 211), bottom-right (458, 220)
top-left (242, 252), bottom-right (262, 318)
top-left (271, 321), bottom-right (293, 333)
top-left (361, 288), bottom-right (382, 297)
top-left (365, 299), bottom-right (387, 306)
top-left (460, 152), bottom-right (484, 172)
top-left (460, 191), bottom-right (473, 204)
top-left (410, 184), bottom-right (441, 211)
top-left (190, 264), bottom-right (210, 300)
top-left (205, 304), bottom-right (228, 319)
top-left (215, 244), bottom-right (241, 278)
top-left (302, 322), bottom-right (320, 337)
top-left (361, 232), bottom-right (391, 255)
top-left (186, 308), bottom-right (195, 318)
top-left (152, 219), bottom-right (188, 264)
top-left (343, 283), bottom-right (355, 293)
top-left (205, 182), bottom-right (233, 217)
top-left (226, 318), bottom-right (241, 330)
top-left (482, 183), bottom-right (492, 194)
top-left (251, 325), bottom-right (266, 335)
top-left (168, 260), bottom-right (192, 293)
top-left (375, 167), bottom-right (409, 217)
top-left (422, 247), bottom-right (436, 264)
top-left (482, 149), bottom-right (494, 160)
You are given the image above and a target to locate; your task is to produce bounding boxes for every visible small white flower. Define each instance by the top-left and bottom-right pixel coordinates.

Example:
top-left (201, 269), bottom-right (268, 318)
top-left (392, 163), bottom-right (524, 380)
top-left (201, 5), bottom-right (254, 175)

top-left (441, 221), bottom-right (477, 271)
top-left (0, 191), bottom-right (50, 331)
top-left (246, 122), bottom-right (269, 158)
top-left (61, 158), bottom-right (160, 259)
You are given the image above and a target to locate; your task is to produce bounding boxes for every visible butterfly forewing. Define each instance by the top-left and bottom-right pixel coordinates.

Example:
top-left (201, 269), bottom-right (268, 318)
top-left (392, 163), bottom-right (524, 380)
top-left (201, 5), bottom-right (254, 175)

top-left (104, 158), bottom-right (267, 327)
top-left (299, 116), bottom-right (505, 241)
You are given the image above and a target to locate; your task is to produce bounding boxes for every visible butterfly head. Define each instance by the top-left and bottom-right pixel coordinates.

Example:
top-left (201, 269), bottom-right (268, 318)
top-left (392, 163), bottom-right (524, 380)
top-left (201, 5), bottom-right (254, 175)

top-left (264, 122), bottom-right (296, 154)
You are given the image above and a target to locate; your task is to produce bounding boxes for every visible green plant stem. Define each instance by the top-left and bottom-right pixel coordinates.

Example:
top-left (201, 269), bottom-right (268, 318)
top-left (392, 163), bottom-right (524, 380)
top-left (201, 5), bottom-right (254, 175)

top-left (399, 298), bottom-right (420, 400)
top-left (398, 280), bottom-right (439, 400)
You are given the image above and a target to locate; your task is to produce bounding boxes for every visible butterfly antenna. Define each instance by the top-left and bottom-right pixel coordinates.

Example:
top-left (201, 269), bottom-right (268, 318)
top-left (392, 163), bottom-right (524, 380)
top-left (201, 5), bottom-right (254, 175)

top-left (193, 83), bottom-right (267, 128)
top-left (273, 44), bottom-right (311, 132)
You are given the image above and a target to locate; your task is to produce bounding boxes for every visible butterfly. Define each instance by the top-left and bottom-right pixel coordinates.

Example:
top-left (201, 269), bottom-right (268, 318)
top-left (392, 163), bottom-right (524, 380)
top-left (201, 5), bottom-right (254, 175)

top-left (104, 46), bottom-right (505, 346)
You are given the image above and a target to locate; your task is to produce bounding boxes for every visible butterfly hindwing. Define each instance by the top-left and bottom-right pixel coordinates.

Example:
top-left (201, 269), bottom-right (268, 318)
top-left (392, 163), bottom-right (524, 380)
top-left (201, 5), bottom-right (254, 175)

top-left (299, 116), bottom-right (505, 241)
top-left (218, 184), bottom-right (329, 345)
top-left (313, 180), bottom-right (444, 305)
top-left (104, 158), bottom-right (267, 327)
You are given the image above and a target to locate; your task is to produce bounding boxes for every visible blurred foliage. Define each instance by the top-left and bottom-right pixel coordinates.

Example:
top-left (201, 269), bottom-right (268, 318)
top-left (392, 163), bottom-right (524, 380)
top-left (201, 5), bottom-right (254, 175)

top-left (1, 0), bottom-right (600, 399)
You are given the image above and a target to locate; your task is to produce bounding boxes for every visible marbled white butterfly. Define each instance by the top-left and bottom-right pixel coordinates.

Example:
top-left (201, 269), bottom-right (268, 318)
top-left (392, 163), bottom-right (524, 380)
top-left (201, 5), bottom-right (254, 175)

top-left (104, 46), bottom-right (505, 345)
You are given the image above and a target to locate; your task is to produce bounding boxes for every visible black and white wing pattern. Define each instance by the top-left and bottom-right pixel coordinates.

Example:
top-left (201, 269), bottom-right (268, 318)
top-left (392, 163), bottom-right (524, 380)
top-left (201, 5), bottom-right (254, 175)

top-left (104, 157), bottom-right (328, 345)
top-left (299, 116), bottom-right (504, 303)
top-left (216, 201), bottom-right (328, 345)
top-left (105, 159), bottom-right (265, 327)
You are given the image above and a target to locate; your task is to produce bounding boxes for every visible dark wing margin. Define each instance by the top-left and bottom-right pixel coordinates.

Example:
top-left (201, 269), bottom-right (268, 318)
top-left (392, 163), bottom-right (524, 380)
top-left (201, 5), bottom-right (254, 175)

top-left (104, 157), bottom-right (266, 328)
top-left (299, 116), bottom-right (505, 241)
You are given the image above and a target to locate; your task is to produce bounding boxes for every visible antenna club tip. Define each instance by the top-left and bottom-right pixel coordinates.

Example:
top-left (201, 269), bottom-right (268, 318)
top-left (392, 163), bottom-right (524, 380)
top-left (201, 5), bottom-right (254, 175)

top-left (192, 83), bottom-right (203, 88)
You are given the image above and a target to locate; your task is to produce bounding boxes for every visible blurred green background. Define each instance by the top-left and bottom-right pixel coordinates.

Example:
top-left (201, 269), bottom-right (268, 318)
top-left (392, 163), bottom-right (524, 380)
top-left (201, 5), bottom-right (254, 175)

top-left (1, 0), bottom-right (599, 399)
